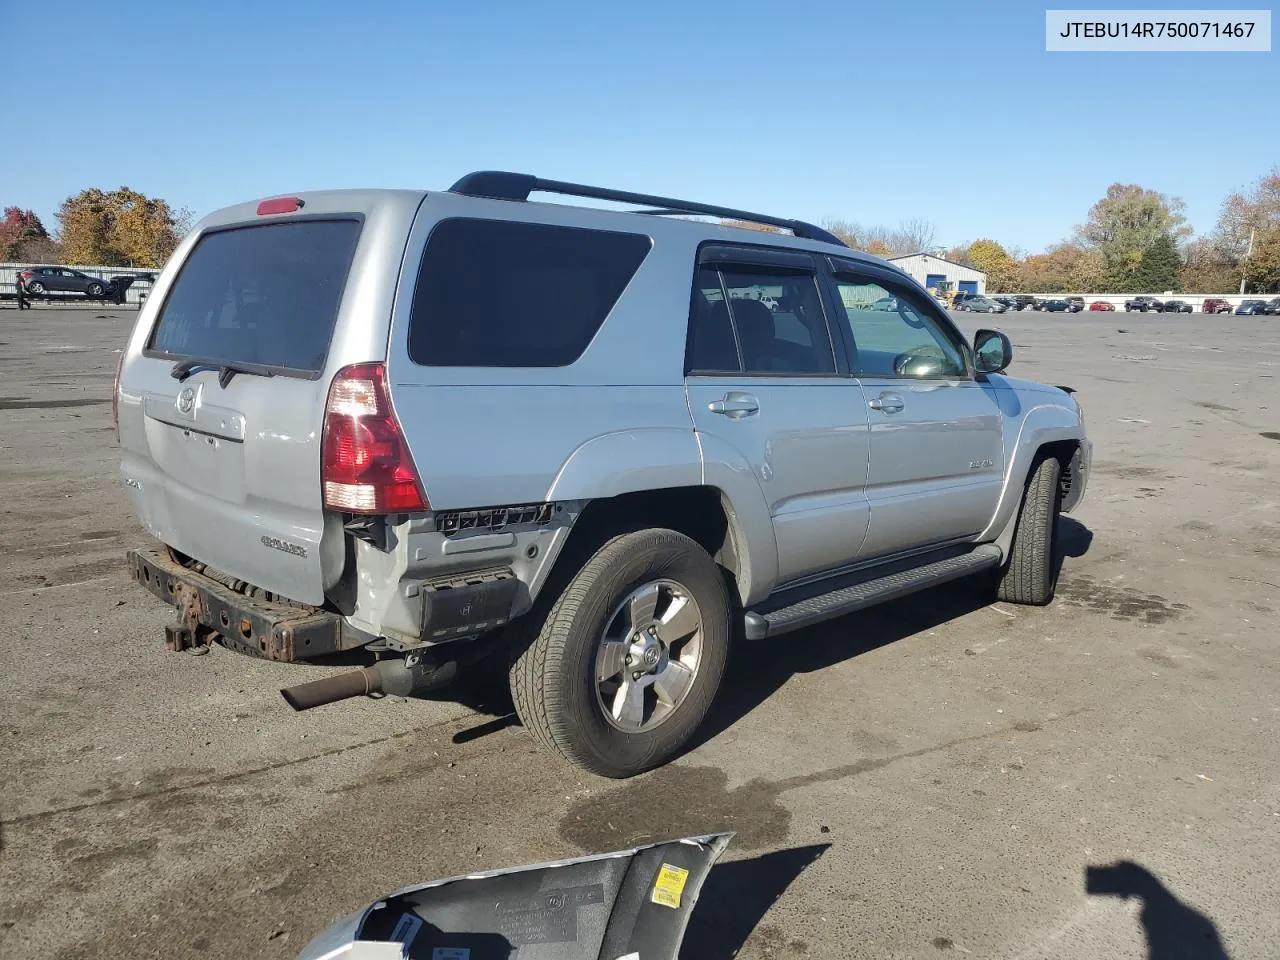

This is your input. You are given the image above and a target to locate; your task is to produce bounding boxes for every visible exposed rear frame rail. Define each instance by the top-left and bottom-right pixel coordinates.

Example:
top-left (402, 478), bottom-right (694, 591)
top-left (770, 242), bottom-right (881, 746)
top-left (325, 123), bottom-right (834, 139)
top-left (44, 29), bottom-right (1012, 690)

top-left (448, 171), bottom-right (848, 247)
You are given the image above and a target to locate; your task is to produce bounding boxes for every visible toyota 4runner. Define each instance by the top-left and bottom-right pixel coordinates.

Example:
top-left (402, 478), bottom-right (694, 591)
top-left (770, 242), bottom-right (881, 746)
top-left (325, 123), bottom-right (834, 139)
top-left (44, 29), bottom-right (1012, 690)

top-left (116, 171), bottom-right (1091, 778)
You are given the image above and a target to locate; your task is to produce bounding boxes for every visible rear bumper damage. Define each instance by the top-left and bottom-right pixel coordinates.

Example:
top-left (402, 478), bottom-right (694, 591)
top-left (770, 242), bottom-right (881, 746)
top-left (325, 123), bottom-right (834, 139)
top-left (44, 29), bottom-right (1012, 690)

top-left (127, 548), bottom-right (369, 661)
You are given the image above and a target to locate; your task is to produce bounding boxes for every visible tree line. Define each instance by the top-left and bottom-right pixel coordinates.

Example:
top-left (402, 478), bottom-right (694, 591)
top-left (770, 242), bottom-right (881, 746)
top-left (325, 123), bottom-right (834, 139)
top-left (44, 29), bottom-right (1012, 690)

top-left (7, 169), bottom-right (1279, 293)
top-left (811, 169), bottom-right (1280, 295)
top-left (1, 187), bottom-right (190, 268)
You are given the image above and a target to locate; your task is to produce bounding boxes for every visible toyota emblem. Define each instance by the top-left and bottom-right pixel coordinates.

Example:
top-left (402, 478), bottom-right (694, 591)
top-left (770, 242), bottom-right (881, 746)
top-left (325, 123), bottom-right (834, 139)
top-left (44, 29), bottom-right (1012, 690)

top-left (176, 387), bottom-right (195, 414)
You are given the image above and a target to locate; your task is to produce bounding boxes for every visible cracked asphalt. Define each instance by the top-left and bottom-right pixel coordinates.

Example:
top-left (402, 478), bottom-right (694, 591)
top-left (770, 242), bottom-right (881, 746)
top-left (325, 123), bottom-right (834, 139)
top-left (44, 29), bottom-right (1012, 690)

top-left (1, 305), bottom-right (1278, 959)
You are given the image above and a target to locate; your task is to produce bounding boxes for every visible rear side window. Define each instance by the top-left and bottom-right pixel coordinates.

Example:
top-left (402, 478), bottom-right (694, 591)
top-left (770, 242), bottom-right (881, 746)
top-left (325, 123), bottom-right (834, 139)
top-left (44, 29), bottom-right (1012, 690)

top-left (407, 218), bottom-right (652, 367)
top-left (686, 264), bottom-right (836, 376)
top-left (149, 219), bottom-right (362, 374)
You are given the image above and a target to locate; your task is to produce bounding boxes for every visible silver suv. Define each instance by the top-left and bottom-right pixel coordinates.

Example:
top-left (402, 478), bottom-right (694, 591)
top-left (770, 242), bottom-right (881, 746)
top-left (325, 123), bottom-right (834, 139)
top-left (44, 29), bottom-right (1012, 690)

top-left (116, 172), bottom-right (1091, 778)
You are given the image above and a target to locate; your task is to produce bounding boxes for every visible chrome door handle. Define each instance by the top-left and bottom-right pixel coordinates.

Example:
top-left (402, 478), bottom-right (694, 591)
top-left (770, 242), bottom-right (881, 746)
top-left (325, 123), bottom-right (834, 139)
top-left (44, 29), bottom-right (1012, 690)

top-left (708, 395), bottom-right (759, 418)
top-left (868, 393), bottom-right (905, 414)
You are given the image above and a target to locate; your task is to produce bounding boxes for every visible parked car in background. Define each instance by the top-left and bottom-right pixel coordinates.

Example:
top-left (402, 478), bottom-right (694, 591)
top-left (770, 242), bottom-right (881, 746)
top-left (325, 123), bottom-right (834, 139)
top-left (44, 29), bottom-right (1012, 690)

top-left (1162, 300), bottom-right (1193, 313)
top-left (1039, 299), bottom-right (1072, 312)
top-left (19, 266), bottom-right (111, 298)
top-left (1065, 296), bottom-right (1085, 313)
top-left (1201, 298), bottom-right (1232, 314)
top-left (991, 296), bottom-right (1019, 310)
top-left (1236, 299), bottom-right (1269, 315)
top-left (1265, 298), bottom-right (1280, 315)
top-left (951, 291), bottom-right (977, 308)
top-left (1089, 301), bottom-right (1115, 311)
top-left (956, 295), bottom-right (1006, 313)
top-left (1009, 295), bottom-right (1038, 311)
top-left (1124, 296), bottom-right (1164, 312)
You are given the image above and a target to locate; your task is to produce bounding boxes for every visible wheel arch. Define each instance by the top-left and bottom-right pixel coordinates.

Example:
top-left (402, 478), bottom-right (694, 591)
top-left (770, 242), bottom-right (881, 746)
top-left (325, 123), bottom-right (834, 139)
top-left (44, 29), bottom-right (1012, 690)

top-left (981, 408), bottom-right (1084, 558)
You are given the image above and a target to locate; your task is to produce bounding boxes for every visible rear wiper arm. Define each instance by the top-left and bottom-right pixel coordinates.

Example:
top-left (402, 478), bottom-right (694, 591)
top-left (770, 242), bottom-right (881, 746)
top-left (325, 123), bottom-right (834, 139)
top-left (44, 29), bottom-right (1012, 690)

top-left (217, 362), bottom-right (276, 389)
top-left (170, 359), bottom-right (206, 382)
top-left (170, 358), bottom-right (281, 387)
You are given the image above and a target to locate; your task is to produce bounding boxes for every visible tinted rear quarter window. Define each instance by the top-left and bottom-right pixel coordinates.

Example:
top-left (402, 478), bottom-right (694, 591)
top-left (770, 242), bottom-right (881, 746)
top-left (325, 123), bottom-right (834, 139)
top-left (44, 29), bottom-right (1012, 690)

top-left (149, 219), bottom-right (362, 374)
top-left (407, 218), bottom-right (652, 367)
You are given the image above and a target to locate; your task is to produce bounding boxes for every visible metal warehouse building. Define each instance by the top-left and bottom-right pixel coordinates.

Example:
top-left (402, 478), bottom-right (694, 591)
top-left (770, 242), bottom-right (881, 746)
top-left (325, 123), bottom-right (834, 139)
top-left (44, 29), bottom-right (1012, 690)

top-left (886, 253), bottom-right (986, 297)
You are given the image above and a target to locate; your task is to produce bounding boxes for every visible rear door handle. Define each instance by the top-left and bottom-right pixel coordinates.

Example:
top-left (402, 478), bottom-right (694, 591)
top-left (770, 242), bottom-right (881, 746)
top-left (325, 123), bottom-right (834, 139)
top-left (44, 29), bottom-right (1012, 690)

top-left (868, 392), bottom-right (905, 414)
top-left (708, 394), bottom-right (759, 418)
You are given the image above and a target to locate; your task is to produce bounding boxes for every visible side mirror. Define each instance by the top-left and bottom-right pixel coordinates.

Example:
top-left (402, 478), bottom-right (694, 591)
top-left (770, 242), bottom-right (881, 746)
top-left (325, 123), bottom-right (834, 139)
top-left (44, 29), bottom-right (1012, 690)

top-left (974, 329), bottom-right (1012, 374)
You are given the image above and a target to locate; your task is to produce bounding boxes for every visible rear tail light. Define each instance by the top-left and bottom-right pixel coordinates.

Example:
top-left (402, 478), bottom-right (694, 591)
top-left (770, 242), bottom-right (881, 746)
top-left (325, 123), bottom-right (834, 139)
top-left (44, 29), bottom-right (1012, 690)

top-left (111, 353), bottom-right (123, 442)
top-left (321, 363), bottom-right (427, 514)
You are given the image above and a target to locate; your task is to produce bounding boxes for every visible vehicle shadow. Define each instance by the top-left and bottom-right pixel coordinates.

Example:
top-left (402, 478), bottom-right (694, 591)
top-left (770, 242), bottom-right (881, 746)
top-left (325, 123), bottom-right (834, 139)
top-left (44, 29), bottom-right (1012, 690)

top-left (681, 844), bottom-right (830, 959)
top-left (1085, 860), bottom-right (1230, 959)
top-left (1056, 515), bottom-right (1093, 581)
top-left (693, 516), bottom-right (1093, 754)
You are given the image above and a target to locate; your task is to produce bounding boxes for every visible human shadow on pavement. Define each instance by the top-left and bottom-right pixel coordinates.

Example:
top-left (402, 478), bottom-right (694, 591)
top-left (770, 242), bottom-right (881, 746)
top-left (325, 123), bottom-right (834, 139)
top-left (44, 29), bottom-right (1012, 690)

top-left (681, 844), bottom-right (830, 959)
top-left (1085, 861), bottom-right (1230, 960)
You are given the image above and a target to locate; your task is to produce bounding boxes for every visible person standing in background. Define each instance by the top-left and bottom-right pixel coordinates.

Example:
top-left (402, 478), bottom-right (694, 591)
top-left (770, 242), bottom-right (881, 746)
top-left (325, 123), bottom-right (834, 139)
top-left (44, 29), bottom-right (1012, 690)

top-left (15, 272), bottom-right (32, 310)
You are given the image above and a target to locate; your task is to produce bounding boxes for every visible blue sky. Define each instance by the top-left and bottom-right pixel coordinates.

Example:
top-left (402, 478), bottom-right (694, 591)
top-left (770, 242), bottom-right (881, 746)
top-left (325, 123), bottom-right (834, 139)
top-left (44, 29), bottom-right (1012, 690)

top-left (4, 0), bottom-right (1276, 253)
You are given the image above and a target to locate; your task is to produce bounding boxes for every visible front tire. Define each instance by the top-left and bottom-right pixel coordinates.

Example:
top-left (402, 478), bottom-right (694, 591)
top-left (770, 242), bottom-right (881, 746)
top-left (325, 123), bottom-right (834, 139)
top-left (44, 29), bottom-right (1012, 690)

top-left (509, 528), bottom-right (732, 778)
top-left (87, 282), bottom-right (104, 298)
top-left (996, 456), bottom-right (1062, 606)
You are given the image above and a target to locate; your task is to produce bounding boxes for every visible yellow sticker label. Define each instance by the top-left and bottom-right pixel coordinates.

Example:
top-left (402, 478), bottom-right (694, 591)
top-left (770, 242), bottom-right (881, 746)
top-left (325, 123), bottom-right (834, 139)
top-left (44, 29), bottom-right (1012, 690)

top-left (650, 863), bottom-right (690, 909)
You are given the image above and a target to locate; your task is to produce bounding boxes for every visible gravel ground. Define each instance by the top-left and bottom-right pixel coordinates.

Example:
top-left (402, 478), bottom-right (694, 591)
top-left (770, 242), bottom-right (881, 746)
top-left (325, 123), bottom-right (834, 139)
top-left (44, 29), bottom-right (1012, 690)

top-left (1, 304), bottom-right (1277, 959)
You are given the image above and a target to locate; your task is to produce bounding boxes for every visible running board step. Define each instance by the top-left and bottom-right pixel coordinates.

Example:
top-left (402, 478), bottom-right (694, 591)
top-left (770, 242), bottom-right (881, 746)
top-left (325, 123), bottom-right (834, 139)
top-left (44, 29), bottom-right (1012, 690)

top-left (743, 544), bottom-right (1003, 640)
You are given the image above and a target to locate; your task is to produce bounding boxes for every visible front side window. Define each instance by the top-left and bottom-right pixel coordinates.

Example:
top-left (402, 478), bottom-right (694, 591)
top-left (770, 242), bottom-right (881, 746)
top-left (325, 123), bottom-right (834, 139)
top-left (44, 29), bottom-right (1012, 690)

top-left (687, 263), bottom-right (836, 376)
top-left (832, 276), bottom-right (967, 379)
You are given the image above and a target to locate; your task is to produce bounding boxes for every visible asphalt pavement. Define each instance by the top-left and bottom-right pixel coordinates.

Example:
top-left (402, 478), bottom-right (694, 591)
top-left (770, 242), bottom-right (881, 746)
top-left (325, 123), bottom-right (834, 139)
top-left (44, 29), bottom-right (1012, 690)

top-left (1, 304), bottom-right (1278, 959)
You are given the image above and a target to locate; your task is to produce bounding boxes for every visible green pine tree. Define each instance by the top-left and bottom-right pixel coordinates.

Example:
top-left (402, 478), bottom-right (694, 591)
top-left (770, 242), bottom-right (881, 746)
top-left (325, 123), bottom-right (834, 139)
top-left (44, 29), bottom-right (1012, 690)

top-left (1134, 234), bottom-right (1181, 292)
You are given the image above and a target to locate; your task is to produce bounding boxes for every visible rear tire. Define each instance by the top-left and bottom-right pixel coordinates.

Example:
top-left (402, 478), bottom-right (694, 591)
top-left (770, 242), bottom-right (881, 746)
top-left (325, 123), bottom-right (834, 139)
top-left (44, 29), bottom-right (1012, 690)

top-left (509, 528), bottom-right (732, 778)
top-left (28, 281), bottom-right (45, 295)
top-left (996, 456), bottom-right (1062, 606)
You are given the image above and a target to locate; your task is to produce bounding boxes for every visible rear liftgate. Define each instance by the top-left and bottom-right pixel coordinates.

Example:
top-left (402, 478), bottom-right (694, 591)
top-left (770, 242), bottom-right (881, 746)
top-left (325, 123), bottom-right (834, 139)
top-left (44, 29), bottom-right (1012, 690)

top-left (295, 833), bottom-right (732, 960)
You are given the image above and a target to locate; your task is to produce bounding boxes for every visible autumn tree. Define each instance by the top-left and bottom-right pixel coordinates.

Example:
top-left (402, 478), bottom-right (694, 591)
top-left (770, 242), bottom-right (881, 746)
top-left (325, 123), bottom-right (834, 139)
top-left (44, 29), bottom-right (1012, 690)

top-left (965, 239), bottom-right (1019, 293)
top-left (820, 217), bottom-right (937, 257)
top-left (719, 219), bottom-right (782, 234)
top-left (1074, 183), bottom-right (1190, 290)
top-left (0, 207), bottom-right (50, 260)
top-left (1242, 228), bottom-right (1280, 293)
top-left (820, 218), bottom-right (859, 248)
top-left (1016, 242), bottom-right (1103, 293)
top-left (1214, 167), bottom-right (1280, 260)
top-left (56, 187), bottom-right (189, 267)
top-left (1178, 238), bottom-right (1237, 294)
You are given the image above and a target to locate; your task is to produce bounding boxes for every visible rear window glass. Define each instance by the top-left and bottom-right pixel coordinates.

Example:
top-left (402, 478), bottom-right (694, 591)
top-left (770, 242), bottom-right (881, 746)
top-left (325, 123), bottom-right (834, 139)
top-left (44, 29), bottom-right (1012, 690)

top-left (148, 219), bottom-right (362, 373)
top-left (407, 218), bottom-right (652, 367)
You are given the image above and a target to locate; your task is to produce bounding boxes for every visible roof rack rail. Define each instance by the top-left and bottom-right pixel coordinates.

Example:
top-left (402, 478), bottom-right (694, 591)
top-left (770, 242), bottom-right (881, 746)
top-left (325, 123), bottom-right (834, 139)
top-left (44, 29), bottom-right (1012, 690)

top-left (447, 171), bottom-right (847, 247)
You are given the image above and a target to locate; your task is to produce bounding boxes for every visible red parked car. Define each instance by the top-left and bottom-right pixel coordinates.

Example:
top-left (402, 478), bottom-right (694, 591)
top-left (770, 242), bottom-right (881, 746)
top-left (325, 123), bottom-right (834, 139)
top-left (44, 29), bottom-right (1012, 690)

top-left (1089, 301), bottom-right (1115, 311)
top-left (1201, 298), bottom-right (1232, 314)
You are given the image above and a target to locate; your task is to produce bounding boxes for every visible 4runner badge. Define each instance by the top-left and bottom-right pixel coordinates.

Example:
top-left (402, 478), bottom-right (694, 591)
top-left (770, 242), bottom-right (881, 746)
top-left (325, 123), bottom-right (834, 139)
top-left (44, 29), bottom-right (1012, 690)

top-left (176, 387), bottom-right (195, 414)
top-left (261, 535), bottom-right (308, 559)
